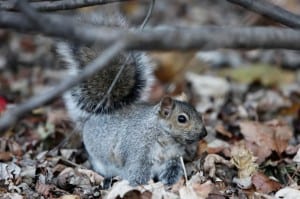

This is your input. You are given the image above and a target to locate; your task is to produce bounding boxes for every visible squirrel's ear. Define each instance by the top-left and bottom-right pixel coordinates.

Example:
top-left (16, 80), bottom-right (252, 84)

top-left (159, 96), bottom-right (175, 118)
top-left (174, 92), bottom-right (188, 102)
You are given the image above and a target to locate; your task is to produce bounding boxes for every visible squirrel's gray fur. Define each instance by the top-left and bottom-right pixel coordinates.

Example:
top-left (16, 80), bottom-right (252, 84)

top-left (83, 99), bottom-right (207, 186)
top-left (57, 10), bottom-right (207, 187)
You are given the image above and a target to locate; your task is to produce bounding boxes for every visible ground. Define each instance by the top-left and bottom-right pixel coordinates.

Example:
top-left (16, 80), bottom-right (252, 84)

top-left (0, 1), bottom-right (300, 198)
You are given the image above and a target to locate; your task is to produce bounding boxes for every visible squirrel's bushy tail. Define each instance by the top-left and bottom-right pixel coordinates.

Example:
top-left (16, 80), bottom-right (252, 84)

top-left (56, 12), bottom-right (153, 122)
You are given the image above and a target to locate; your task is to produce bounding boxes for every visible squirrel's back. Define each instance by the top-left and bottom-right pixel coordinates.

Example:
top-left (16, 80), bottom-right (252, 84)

top-left (56, 12), bottom-right (153, 122)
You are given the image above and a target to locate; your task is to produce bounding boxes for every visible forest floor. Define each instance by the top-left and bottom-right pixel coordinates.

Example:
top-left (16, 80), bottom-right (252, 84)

top-left (0, 0), bottom-right (300, 198)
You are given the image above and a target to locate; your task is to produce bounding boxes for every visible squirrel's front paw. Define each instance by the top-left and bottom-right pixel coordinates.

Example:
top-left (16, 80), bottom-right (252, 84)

top-left (159, 160), bottom-right (183, 186)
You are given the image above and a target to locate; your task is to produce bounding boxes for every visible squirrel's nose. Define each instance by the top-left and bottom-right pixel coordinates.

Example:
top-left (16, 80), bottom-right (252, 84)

top-left (198, 127), bottom-right (207, 139)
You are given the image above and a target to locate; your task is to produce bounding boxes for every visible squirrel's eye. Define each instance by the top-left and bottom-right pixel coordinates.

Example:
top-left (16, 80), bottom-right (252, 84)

top-left (177, 114), bottom-right (188, 123)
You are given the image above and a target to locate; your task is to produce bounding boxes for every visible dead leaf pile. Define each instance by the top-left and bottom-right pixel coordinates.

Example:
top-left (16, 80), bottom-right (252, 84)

top-left (1, 1), bottom-right (300, 198)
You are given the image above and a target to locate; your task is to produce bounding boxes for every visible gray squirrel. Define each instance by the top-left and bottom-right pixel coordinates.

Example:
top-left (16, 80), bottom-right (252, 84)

top-left (57, 11), bottom-right (207, 187)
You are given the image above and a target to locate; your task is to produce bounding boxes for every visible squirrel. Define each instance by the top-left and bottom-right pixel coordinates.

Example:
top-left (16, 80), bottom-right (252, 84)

top-left (56, 11), bottom-right (207, 187)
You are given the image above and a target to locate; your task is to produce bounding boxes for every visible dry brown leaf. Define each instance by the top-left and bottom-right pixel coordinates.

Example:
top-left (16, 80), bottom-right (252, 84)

top-left (8, 140), bottom-right (22, 157)
top-left (215, 124), bottom-right (232, 138)
top-left (59, 195), bottom-right (80, 199)
top-left (0, 151), bottom-right (12, 162)
top-left (207, 139), bottom-right (230, 154)
top-left (179, 185), bottom-right (200, 199)
top-left (265, 120), bottom-right (293, 154)
top-left (140, 191), bottom-right (152, 199)
top-left (0, 138), bottom-right (7, 151)
top-left (191, 180), bottom-right (214, 198)
top-left (239, 121), bottom-right (274, 160)
top-left (170, 178), bottom-right (185, 193)
top-left (239, 120), bottom-right (292, 162)
top-left (143, 181), bottom-right (179, 199)
top-left (77, 168), bottom-right (104, 185)
top-left (0, 193), bottom-right (23, 199)
top-left (152, 52), bottom-right (195, 83)
top-left (121, 190), bottom-right (151, 199)
top-left (60, 149), bottom-right (76, 160)
top-left (53, 164), bottom-right (67, 175)
top-left (47, 109), bottom-right (70, 126)
top-left (35, 181), bottom-right (54, 198)
top-left (106, 180), bottom-right (141, 199)
top-left (252, 172), bottom-right (281, 194)
top-left (57, 167), bottom-right (94, 189)
top-left (180, 180), bottom-right (213, 199)
top-left (244, 141), bottom-right (271, 164)
top-left (204, 154), bottom-right (233, 178)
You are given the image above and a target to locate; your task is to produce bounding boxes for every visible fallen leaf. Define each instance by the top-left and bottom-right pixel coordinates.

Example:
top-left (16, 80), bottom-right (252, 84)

top-left (204, 154), bottom-right (233, 178)
top-left (35, 181), bottom-right (53, 198)
top-left (266, 120), bottom-right (293, 154)
top-left (239, 120), bottom-right (293, 162)
top-left (219, 64), bottom-right (295, 85)
top-left (106, 180), bottom-right (141, 199)
top-left (275, 187), bottom-right (300, 199)
top-left (0, 151), bottom-right (12, 162)
top-left (285, 144), bottom-right (300, 155)
top-left (8, 140), bottom-right (22, 157)
top-left (59, 195), bottom-right (80, 199)
top-left (180, 180), bottom-right (213, 199)
top-left (233, 176), bottom-right (252, 189)
top-left (0, 96), bottom-right (7, 113)
top-left (186, 72), bottom-right (230, 98)
top-left (20, 165), bottom-right (36, 178)
top-left (0, 193), bottom-right (23, 199)
top-left (292, 148), bottom-right (300, 163)
top-left (252, 172), bottom-right (281, 194)
top-left (191, 180), bottom-right (214, 198)
top-left (0, 162), bottom-right (21, 180)
top-left (179, 185), bottom-right (200, 199)
top-left (207, 139), bottom-right (230, 154)
top-left (47, 109), bottom-right (70, 126)
top-left (143, 182), bottom-right (177, 199)
top-left (60, 149), bottom-right (76, 160)
top-left (215, 124), bottom-right (232, 138)
top-left (152, 52), bottom-right (195, 83)
top-left (77, 168), bottom-right (104, 185)
top-left (57, 167), bottom-right (92, 189)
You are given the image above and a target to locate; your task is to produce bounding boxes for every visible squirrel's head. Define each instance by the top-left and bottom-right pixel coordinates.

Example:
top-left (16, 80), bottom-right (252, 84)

top-left (158, 96), bottom-right (207, 144)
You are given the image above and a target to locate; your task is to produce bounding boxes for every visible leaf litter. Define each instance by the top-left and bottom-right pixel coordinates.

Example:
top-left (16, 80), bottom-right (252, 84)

top-left (1, 1), bottom-right (300, 198)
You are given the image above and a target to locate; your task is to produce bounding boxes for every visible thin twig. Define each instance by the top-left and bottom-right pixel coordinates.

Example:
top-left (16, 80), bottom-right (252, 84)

top-left (1, 0), bottom-right (132, 12)
top-left (140, 0), bottom-right (155, 29)
top-left (0, 41), bottom-right (126, 132)
top-left (227, 0), bottom-right (300, 29)
top-left (99, 0), bottom-right (155, 107)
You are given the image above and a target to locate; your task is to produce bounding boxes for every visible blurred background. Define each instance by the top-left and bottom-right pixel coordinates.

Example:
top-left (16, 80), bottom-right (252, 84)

top-left (0, 1), bottom-right (299, 197)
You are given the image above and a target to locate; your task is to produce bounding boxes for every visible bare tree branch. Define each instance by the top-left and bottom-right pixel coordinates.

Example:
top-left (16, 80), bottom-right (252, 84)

top-left (1, 11), bottom-right (300, 51)
top-left (227, 0), bottom-right (300, 29)
top-left (1, 0), bottom-right (300, 132)
top-left (0, 41), bottom-right (125, 132)
top-left (0, 0), bottom-right (131, 12)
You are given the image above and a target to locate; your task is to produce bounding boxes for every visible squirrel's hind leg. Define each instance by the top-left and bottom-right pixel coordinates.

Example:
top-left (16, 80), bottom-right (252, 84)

top-left (159, 159), bottom-right (183, 186)
top-left (102, 177), bottom-right (113, 189)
